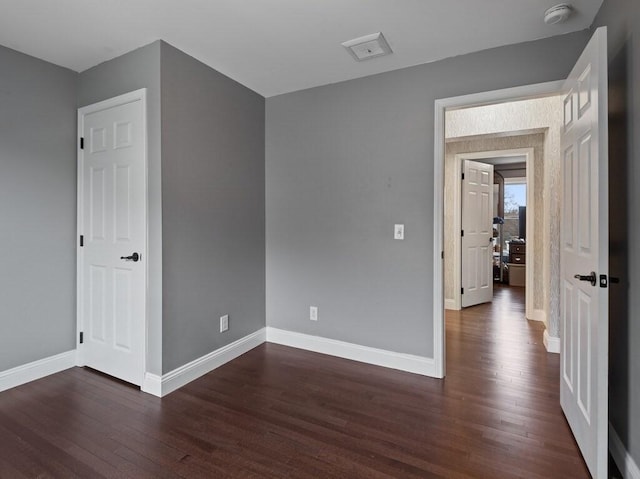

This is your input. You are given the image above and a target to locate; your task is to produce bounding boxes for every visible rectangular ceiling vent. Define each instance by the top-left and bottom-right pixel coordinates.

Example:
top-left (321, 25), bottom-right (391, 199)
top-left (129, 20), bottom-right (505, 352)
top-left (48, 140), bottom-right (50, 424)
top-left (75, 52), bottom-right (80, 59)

top-left (342, 32), bottom-right (392, 62)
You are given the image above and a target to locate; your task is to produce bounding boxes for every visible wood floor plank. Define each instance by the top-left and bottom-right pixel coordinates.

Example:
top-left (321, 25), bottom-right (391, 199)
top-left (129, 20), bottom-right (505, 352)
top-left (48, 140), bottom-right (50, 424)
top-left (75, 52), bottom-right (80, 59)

top-left (0, 285), bottom-right (591, 477)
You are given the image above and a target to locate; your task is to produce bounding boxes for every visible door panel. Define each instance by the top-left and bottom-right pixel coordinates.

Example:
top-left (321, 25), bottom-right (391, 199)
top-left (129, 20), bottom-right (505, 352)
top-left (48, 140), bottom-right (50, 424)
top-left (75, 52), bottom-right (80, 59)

top-left (89, 265), bottom-right (107, 342)
top-left (114, 267), bottom-right (133, 351)
top-left (79, 93), bottom-right (146, 386)
top-left (90, 167), bottom-right (106, 240)
top-left (577, 289), bottom-right (591, 418)
top-left (563, 146), bottom-right (575, 249)
top-left (560, 27), bottom-right (608, 479)
top-left (115, 165), bottom-right (132, 240)
top-left (562, 280), bottom-right (574, 390)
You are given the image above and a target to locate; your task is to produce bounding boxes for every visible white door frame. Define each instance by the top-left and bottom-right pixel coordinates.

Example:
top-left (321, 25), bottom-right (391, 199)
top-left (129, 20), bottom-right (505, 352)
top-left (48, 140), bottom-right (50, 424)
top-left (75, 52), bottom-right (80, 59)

top-left (76, 88), bottom-right (149, 382)
top-left (432, 80), bottom-right (564, 378)
top-left (450, 148), bottom-right (535, 320)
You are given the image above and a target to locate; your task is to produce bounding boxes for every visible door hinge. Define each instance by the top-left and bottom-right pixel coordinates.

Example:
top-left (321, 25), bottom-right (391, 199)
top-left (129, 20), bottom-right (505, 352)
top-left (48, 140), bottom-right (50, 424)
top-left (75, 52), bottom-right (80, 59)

top-left (441, 251), bottom-right (444, 260)
top-left (79, 332), bottom-right (84, 344)
top-left (79, 235), bottom-right (84, 247)
top-left (461, 173), bottom-right (465, 181)
top-left (80, 137), bottom-right (84, 150)
top-left (461, 287), bottom-right (464, 295)
top-left (599, 274), bottom-right (608, 288)
top-left (461, 230), bottom-right (464, 237)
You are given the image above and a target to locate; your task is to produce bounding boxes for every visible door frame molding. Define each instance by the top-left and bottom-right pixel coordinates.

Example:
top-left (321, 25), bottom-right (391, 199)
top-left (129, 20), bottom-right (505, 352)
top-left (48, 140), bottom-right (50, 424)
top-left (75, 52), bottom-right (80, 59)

top-left (76, 88), bottom-right (149, 382)
top-left (450, 148), bottom-right (534, 319)
top-left (432, 80), bottom-right (564, 378)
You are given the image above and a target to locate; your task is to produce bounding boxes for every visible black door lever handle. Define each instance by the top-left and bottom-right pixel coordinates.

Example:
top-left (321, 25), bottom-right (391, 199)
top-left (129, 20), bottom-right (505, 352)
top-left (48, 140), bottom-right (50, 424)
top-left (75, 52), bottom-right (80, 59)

top-left (120, 252), bottom-right (140, 262)
top-left (574, 272), bottom-right (596, 286)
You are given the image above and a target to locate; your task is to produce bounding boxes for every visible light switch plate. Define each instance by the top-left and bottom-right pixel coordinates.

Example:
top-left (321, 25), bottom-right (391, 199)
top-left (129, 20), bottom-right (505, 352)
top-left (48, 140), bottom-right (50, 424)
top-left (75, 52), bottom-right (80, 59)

top-left (394, 224), bottom-right (404, 240)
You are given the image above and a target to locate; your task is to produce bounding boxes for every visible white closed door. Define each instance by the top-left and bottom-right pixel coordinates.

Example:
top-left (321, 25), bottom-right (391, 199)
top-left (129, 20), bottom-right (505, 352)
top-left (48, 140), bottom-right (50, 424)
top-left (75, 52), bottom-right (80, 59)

top-left (461, 160), bottom-right (494, 308)
top-left (560, 27), bottom-right (608, 479)
top-left (78, 90), bottom-right (147, 386)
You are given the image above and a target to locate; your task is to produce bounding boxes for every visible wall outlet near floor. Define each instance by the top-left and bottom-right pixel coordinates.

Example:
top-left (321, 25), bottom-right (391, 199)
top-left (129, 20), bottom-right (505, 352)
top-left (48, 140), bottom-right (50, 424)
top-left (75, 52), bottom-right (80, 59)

top-left (220, 314), bottom-right (229, 332)
top-left (309, 306), bottom-right (318, 321)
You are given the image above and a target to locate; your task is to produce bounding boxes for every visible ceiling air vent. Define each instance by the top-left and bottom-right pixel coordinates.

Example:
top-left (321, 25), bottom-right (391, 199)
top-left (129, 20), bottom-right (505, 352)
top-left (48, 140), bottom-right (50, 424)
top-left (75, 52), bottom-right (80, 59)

top-left (342, 32), bottom-right (393, 62)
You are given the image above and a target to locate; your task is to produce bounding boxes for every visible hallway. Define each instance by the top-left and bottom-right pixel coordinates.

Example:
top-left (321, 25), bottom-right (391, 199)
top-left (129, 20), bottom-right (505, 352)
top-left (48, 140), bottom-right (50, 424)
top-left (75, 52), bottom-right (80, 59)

top-left (445, 284), bottom-right (590, 477)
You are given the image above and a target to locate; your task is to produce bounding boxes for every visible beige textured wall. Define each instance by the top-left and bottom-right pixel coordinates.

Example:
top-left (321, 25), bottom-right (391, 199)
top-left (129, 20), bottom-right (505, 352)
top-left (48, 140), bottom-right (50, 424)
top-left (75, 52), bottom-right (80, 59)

top-left (444, 96), bottom-right (564, 337)
top-left (444, 133), bottom-right (544, 307)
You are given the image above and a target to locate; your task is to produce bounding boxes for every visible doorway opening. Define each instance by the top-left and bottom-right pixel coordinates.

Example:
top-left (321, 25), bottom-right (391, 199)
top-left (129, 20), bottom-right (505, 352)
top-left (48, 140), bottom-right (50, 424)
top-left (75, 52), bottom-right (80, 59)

top-left (433, 28), bottom-right (610, 478)
top-left (444, 147), bottom-right (535, 318)
top-left (497, 174), bottom-right (528, 282)
top-left (431, 80), bottom-right (565, 379)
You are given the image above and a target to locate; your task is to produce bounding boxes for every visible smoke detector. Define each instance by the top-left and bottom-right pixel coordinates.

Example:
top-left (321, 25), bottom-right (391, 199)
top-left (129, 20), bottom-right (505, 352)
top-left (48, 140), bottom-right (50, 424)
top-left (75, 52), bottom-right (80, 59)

top-left (544, 4), bottom-right (573, 25)
top-left (342, 32), bottom-right (393, 61)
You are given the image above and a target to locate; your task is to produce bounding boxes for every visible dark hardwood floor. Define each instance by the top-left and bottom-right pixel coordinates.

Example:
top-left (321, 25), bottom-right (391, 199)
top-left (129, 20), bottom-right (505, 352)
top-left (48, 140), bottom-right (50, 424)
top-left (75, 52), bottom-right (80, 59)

top-left (0, 285), bottom-right (590, 478)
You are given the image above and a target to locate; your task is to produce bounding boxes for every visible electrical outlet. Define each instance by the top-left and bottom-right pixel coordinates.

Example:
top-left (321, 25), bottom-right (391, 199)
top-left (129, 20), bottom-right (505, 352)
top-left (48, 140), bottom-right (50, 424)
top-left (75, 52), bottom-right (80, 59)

top-left (309, 306), bottom-right (318, 321)
top-left (394, 224), bottom-right (404, 240)
top-left (220, 314), bottom-right (229, 332)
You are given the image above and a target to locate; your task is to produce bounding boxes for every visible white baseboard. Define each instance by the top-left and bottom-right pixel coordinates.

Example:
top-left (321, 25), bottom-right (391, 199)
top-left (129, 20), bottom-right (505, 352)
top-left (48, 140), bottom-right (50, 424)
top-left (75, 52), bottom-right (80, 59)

top-left (1, 327), bottom-right (438, 397)
top-left (0, 350), bottom-right (76, 393)
top-left (543, 329), bottom-right (560, 354)
top-left (532, 309), bottom-right (547, 324)
top-left (266, 327), bottom-right (436, 377)
top-left (444, 298), bottom-right (459, 311)
top-left (144, 328), bottom-right (267, 397)
top-left (610, 422), bottom-right (640, 479)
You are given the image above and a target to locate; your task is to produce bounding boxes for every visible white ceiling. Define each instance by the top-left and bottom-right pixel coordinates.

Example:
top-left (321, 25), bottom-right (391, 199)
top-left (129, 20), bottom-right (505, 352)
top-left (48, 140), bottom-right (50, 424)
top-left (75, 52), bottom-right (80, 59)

top-left (0, 0), bottom-right (603, 97)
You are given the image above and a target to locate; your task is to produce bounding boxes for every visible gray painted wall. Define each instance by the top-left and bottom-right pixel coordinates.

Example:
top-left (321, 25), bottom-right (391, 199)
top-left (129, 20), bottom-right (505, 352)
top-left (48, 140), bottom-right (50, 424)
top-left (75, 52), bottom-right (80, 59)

top-left (160, 43), bottom-right (265, 373)
top-left (265, 31), bottom-right (591, 358)
top-left (77, 41), bottom-right (163, 376)
top-left (0, 45), bottom-right (77, 370)
top-left (593, 0), bottom-right (640, 467)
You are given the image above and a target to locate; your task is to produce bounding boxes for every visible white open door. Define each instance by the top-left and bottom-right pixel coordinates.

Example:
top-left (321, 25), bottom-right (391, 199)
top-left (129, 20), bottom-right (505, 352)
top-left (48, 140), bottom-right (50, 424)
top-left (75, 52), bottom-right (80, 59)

top-left (560, 27), bottom-right (608, 478)
top-left (461, 159), bottom-right (494, 308)
top-left (77, 90), bottom-right (147, 386)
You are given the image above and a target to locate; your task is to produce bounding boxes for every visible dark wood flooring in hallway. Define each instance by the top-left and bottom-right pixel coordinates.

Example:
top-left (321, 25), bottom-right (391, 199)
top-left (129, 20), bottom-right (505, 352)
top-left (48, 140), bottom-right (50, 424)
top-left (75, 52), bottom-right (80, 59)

top-left (0, 285), bottom-right (590, 478)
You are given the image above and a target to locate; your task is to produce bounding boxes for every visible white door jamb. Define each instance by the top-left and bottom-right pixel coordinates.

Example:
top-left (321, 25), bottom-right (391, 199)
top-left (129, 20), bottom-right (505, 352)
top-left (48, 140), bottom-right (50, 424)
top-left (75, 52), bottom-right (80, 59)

top-left (433, 80), bottom-right (564, 378)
